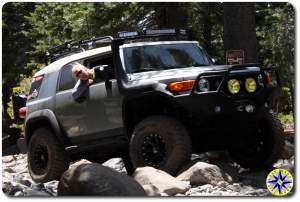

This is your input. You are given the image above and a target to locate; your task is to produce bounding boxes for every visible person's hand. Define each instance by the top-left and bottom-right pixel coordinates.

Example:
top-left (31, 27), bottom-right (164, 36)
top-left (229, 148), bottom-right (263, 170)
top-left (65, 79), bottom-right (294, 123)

top-left (72, 63), bottom-right (94, 84)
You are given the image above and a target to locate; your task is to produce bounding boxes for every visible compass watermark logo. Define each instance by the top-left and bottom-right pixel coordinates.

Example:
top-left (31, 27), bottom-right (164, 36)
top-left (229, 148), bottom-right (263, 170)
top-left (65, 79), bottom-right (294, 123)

top-left (266, 168), bottom-right (293, 196)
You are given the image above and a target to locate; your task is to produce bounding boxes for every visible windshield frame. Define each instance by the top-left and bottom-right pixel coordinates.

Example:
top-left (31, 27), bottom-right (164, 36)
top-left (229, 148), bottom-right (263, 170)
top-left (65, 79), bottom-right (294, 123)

top-left (120, 41), bottom-right (213, 74)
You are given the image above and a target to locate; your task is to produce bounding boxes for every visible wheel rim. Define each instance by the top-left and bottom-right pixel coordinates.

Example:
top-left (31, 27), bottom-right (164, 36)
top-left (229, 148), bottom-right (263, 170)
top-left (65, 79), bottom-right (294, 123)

top-left (235, 126), bottom-right (269, 159)
top-left (32, 144), bottom-right (49, 174)
top-left (141, 133), bottom-right (167, 168)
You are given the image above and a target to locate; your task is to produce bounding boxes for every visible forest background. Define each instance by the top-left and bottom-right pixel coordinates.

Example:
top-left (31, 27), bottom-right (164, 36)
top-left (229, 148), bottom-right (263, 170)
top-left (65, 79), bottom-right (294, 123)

top-left (2, 2), bottom-right (295, 129)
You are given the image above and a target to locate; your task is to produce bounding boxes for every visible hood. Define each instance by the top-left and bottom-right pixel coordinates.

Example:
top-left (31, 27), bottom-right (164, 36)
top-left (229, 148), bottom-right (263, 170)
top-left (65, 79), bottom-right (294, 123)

top-left (120, 64), bottom-right (261, 95)
top-left (129, 65), bottom-right (231, 82)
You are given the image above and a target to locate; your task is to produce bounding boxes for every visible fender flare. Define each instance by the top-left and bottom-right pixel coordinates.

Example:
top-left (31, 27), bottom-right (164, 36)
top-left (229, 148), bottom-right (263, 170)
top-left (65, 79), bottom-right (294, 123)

top-left (122, 92), bottom-right (175, 136)
top-left (24, 109), bottom-right (70, 146)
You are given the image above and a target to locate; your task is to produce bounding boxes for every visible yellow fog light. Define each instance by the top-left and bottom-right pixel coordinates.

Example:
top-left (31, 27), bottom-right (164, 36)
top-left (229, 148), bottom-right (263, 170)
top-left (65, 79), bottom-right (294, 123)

top-left (245, 78), bottom-right (257, 93)
top-left (228, 79), bottom-right (240, 94)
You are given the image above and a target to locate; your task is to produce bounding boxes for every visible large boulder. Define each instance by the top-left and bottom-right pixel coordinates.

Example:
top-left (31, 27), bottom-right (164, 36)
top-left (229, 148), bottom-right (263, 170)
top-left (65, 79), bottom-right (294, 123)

top-left (57, 163), bottom-right (146, 196)
top-left (133, 167), bottom-right (190, 196)
top-left (176, 162), bottom-right (232, 186)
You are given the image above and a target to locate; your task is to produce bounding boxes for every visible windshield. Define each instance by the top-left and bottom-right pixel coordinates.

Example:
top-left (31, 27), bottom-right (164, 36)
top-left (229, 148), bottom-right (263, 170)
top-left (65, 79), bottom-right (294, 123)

top-left (123, 43), bottom-right (211, 73)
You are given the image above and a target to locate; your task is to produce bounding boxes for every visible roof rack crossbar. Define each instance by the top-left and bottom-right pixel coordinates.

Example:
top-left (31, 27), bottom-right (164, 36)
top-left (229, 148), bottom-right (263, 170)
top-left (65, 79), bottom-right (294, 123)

top-left (45, 35), bottom-right (114, 63)
top-left (81, 36), bottom-right (114, 44)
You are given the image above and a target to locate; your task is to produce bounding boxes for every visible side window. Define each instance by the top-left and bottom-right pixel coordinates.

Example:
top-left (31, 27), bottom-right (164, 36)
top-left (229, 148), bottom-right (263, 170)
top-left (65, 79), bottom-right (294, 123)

top-left (85, 55), bottom-right (115, 84)
top-left (28, 75), bottom-right (44, 100)
top-left (58, 64), bottom-right (78, 91)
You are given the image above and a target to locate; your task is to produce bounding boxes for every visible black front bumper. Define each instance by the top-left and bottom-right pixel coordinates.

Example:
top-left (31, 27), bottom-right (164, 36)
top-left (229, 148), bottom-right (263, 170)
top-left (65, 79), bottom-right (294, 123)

top-left (173, 66), bottom-right (281, 134)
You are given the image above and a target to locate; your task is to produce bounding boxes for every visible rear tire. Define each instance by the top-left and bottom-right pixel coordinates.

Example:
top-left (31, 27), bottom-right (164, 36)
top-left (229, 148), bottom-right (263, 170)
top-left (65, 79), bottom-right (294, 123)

top-left (130, 116), bottom-right (191, 175)
top-left (28, 128), bottom-right (69, 183)
top-left (229, 112), bottom-right (284, 169)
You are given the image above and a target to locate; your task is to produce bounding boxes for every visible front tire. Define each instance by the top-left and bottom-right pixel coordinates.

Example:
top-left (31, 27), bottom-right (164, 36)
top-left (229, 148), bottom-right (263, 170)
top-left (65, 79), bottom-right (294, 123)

top-left (28, 128), bottom-right (69, 183)
top-left (130, 116), bottom-right (191, 175)
top-left (229, 112), bottom-right (284, 169)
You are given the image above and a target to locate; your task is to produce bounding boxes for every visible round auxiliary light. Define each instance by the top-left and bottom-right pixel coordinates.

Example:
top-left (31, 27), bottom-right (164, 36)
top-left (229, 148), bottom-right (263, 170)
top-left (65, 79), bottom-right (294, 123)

top-left (227, 79), bottom-right (240, 94)
top-left (198, 78), bottom-right (210, 92)
top-left (245, 78), bottom-right (257, 93)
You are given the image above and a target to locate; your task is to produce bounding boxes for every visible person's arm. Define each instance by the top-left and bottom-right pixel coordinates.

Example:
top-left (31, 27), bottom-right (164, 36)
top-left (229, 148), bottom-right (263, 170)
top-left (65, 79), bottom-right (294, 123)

top-left (72, 63), bottom-right (109, 83)
top-left (71, 63), bottom-right (93, 102)
top-left (72, 63), bottom-right (94, 84)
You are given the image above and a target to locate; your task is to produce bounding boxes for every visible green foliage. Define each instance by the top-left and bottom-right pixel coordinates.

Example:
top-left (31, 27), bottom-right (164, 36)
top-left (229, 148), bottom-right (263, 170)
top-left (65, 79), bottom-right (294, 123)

top-left (256, 3), bottom-right (295, 89)
top-left (2, 2), bottom-right (35, 127)
top-left (188, 3), bottom-right (224, 63)
top-left (2, 2), bottom-right (295, 129)
top-left (279, 87), bottom-right (294, 113)
top-left (278, 112), bottom-right (294, 124)
top-left (7, 76), bottom-right (32, 121)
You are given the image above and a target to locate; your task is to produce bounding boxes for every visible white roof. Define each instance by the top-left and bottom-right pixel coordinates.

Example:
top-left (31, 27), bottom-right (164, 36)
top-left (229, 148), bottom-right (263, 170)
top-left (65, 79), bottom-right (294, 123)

top-left (34, 46), bottom-right (112, 77)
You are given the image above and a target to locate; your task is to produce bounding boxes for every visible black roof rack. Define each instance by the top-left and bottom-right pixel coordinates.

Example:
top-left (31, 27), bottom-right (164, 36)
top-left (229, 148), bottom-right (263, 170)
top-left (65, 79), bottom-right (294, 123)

top-left (44, 29), bottom-right (189, 63)
top-left (45, 36), bottom-right (114, 63)
top-left (116, 28), bottom-right (189, 42)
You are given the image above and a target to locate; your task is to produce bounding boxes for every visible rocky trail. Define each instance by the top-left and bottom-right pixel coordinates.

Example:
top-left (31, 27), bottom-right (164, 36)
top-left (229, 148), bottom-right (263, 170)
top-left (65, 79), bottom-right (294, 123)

top-left (2, 123), bottom-right (295, 197)
top-left (2, 147), bottom-right (294, 197)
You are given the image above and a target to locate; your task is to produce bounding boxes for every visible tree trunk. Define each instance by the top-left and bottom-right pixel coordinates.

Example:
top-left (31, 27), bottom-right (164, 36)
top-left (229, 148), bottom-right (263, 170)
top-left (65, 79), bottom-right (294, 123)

top-left (154, 3), bottom-right (188, 29)
top-left (2, 83), bottom-right (13, 129)
top-left (223, 3), bottom-right (258, 63)
top-left (203, 3), bottom-right (212, 53)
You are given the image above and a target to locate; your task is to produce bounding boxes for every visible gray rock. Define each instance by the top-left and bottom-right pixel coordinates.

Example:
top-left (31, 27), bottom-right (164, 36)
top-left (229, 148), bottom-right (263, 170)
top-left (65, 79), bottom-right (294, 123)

top-left (24, 189), bottom-right (52, 196)
top-left (177, 162), bottom-right (232, 186)
top-left (227, 183), bottom-right (241, 192)
top-left (198, 184), bottom-right (214, 192)
top-left (13, 175), bottom-right (32, 187)
top-left (142, 184), bottom-right (161, 196)
top-left (69, 159), bottom-right (92, 169)
top-left (2, 182), bottom-right (24, 196)
top-left (3, 167), bottom-right (15, 173)
top-left (133, 167), bottom-right (190, 196)
top-left (30, 183), bottom-right (45, 190)
top-left (58, 163), bottom-right (146, 196)
top-left (14, 191), bottom-right (24, 197)
top-left (217, 181), bottom-right (229, 188)
top-left (102, 158), bottom-right (126, 173)
top-left (160, 192), bottom-right (169, 196)
top-left (3, 152), bottom-right (294, 197)
top-left (44, 181), bottom-right (59, 195)
top-left (281, 140), bottom-right (294, 159)
top-left (2, 156), bottom-right (14, 163)
top-left (273, 156), bottom-right (295, 173)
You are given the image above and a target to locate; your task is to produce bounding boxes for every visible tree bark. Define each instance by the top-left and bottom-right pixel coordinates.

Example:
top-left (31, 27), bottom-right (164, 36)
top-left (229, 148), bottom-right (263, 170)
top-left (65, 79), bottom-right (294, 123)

top-left (223, 3), bottom-right (258, 63)
top-left (203, 3), bottom-right (212, 53)
top-left (154, 3), bottom-right (188, 29)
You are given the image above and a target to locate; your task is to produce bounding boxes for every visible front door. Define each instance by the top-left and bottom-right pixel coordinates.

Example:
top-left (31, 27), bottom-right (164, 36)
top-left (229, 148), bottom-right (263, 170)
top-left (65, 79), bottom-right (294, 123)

top-left (55, 61), bottom-right (123, 144)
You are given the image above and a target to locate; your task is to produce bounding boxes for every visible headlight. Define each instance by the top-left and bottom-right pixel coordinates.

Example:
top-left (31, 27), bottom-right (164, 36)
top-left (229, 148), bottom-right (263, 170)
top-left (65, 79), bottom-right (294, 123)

top-left (245, 78), bottom-right (257, 93)
top-left (198, 78), bottom-right (210, 92)
top-left (228, 79), bottom-right (240, 94)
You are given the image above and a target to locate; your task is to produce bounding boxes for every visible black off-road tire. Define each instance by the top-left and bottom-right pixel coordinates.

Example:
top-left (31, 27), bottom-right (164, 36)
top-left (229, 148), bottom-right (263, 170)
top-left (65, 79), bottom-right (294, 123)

top-left (229, 112), bottom-right (284, 169)
top-left (130, 116), bottom-right (191, 175)
top-left (28, 128), bottom-right (69, 183)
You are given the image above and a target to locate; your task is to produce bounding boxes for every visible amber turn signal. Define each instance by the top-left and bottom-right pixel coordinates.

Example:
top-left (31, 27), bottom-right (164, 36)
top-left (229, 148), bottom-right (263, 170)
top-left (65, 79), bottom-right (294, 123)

top-left (168, 80), bottom-right (195, 92)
